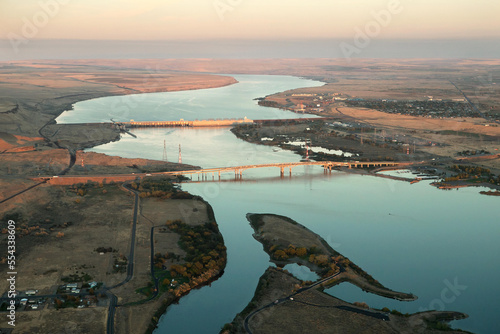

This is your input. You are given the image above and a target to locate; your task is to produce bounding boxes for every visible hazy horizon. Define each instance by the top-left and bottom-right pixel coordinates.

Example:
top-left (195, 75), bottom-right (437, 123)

top-left (2, 1), bottom-right (498, 40)
top-left (1, 38), bottom-right (500, 62)
top-left (1, 0), bottom-right (498, 62)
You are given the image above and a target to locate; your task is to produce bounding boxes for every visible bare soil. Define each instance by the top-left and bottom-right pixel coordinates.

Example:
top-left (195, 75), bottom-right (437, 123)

top-left (0, 181), bottom-right (218, 334)
top-left (2, 58), bottom-right (495, 333)
top-left (227, 267), bottom-right (468, 334)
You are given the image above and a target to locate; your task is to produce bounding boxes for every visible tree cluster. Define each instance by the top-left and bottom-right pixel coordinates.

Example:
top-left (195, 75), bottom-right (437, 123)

top-left (165, 220), bottom-right (226, 281)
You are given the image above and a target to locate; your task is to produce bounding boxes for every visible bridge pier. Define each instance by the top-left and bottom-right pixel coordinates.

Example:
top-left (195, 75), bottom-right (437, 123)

top-left (280, 166), bottom-right (285, 178)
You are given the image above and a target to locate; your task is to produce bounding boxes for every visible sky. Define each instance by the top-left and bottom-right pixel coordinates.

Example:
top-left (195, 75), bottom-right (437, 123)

top-left (0, 0), bottom-right (499, 60)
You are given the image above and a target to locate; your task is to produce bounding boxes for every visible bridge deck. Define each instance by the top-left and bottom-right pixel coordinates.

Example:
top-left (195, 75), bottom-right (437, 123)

top-left (35, 161), bottom-right (404, 185)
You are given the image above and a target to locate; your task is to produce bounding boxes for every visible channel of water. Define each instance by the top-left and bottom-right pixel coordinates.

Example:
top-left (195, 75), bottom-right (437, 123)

top-left (57, 74), bottom-right (500, 334)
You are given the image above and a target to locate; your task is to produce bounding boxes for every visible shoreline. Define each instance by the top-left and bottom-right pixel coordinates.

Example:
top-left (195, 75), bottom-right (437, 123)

top-left (247, 213), bottom-right (416, 301)
top-left (230, 122), bottom-right (500, 192)
top-left (223, 213), bottom-right (470, 334)
top-left (0, 67), bottom-right (236, 333)
top-left (1, 61), bottom-right (495, 333)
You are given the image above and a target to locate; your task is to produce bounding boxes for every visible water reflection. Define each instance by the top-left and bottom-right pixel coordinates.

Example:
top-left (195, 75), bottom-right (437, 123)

top-left (282, 263), bottom-right (320, 282)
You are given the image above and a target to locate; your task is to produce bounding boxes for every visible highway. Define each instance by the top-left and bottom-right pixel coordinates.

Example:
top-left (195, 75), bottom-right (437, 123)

top-left (449, 80), bottom-right (499, 124)
top-left (38, 160), bottom-right (404, 186)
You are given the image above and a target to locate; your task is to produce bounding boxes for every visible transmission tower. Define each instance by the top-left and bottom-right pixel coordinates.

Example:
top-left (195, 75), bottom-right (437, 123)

top-left (162, 140), bottom-right (168, 162)
top-left (178, 144), bottom-right (182, 164)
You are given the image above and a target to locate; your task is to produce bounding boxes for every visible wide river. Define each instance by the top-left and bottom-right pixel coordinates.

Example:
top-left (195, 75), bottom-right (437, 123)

top-left (57, 75), bottom-right (500, 334)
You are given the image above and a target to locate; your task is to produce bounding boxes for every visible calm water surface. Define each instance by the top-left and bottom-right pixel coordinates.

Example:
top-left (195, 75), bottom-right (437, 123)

top-left (57, 75), bottom-right (499, 334)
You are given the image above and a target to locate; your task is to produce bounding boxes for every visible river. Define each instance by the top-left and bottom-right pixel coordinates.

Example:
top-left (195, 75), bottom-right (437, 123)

top-left (57, 74), bottom-right (500, 334)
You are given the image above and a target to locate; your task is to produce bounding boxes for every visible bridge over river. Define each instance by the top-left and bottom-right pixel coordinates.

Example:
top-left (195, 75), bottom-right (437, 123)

top-left (36, 161), bottom-right (407, 185)
top-left (172, 160), bottom-right (401, 179)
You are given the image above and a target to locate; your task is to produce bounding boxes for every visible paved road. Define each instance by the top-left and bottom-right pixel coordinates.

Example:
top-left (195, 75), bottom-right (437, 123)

top-left (244, 268), bottom-right (345, 334)
top-left (0, 180), bottom-right (48, 205)
top-left (243, 263), bottom-right (393, 333)
top-left (105, 184), bottom-right (140, 333)
top-left (0, 116), bottom-right (76, 205)
top-left (449, 80), bottom-right (499, 124)
top-left (1, 177), bottom-right (141, 334)
top-left (108, 186), bottom-right (139, 290)
top-left (106, 293), bottom-right (118, 334)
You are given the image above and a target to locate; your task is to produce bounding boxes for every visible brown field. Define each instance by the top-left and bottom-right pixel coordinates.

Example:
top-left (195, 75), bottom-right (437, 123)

top-left (332, 107), bottom-right (500, 168)
top-left (1, 58), bottom-right (498, 333)
top-left (333, 107), bottom-right (499, 136)
top-left (0, 149), bottom-right (197, 178)
top-left (0, 179), bottom-right (215, 333)
top-left (7, 307), bottom-right (107, 334)
top-left (228, 267), bottom-right (466, 334)
top-left (0, 60), bottom-right (237, 138)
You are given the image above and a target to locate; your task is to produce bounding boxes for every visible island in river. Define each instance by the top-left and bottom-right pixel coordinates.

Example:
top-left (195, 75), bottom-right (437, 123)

top-left (222, 214), bottom-right (470, 334)
top-left (1, 58), bottom-right (497, 333)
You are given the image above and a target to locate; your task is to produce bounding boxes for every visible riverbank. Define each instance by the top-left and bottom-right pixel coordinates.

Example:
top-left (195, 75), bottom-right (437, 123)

top-left (0, 61), bottom-right (237, 153)
top-left (0, 61), bottom-right (236, 334)
top-left (113, 189), bottom-right (227, 334)
top-left (0, 177), bottom-right (227, 334)
top-left (222, 214), bottom-right (470, 334)
top-left (247, 214), bottom-right (416, 301)
top-left (225, 267), bottom-right (469, 334)
top-left (2, 58), bottom-right (496, 327)
top-left (231, 121), bottom-right (500, 193)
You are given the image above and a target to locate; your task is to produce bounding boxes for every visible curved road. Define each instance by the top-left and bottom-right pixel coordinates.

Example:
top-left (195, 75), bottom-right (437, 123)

top-left (243, 267), bottom-right (345, 334)
top-left (0, 115), bottom-right (76, 206)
